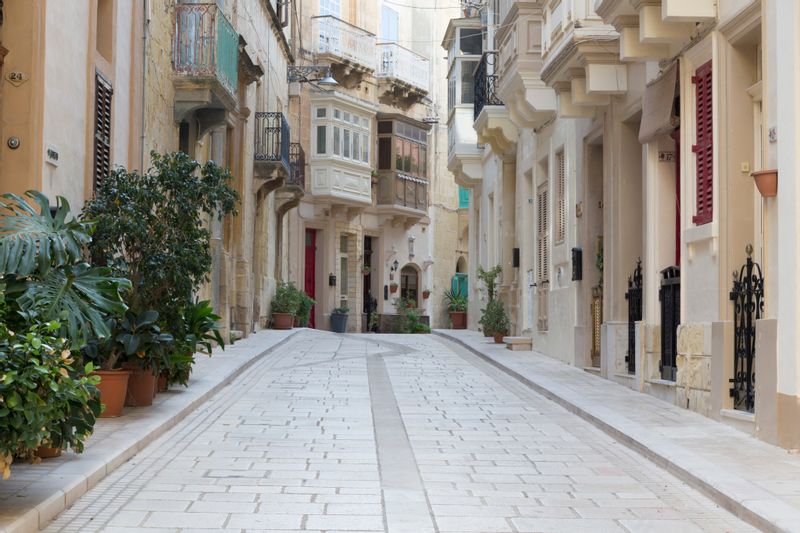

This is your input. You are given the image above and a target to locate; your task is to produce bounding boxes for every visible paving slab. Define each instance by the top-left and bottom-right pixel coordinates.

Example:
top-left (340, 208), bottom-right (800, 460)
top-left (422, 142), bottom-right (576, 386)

top-left (435, 328), bottom-right (800, 533)
top-left (0, 328), bottom-right (298, 533)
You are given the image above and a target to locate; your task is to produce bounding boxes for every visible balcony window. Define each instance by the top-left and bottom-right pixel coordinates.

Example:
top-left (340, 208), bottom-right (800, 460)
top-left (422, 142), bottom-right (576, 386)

top-left (459, 28), bottom-right (483, 55)
top-left (378, 120), bottom-right (428, 179)
top-left (447, 58), bottom-right (478, 112)
top-left (312, 104), bottom-right (371, 165)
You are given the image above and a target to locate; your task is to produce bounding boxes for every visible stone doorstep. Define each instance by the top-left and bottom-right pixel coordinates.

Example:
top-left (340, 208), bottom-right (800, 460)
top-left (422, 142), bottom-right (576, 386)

top-left (433, 330), bottom-right (800, 533)
top-left (502, 336), bottom-right (532, 351)
top-left (0, 329), bottom-right (300, 533)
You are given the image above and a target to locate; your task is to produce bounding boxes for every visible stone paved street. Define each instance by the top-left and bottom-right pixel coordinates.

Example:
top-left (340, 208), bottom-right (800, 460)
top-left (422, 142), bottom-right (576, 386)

top-left (44, 331), bottom-right (753, 532)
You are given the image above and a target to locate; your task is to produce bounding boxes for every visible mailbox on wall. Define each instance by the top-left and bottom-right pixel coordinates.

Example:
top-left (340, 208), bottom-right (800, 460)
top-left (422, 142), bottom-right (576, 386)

top-left (571, 247), bottom-right (583, 281)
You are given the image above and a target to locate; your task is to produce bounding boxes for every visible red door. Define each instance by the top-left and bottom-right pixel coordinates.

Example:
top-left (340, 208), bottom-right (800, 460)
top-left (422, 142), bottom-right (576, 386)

top-left (304, 229), bottom-right (317, 328)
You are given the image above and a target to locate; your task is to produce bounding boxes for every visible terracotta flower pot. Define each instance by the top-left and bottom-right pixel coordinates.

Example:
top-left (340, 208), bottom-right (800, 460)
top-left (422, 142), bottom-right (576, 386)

top-left (752, 169), bottom-right (777, 198)
top-left (122, 363), bottom-right (156, 407)
top-left (422, 291), bottom-right (431, 300)
top-left (94, 369), bottom-right (132, 418)
top-left (449, 311), bottom-right (467, 329)
top-left (157, 371), bottom-right (169, 393)
top-left (389, 285), bottom-right (398, 294)
top-left (272, 312), bottom-right (294, 330)
top-left (35, 446), bottom-right (62, 459)
top-left (493, 332), bottom-right (506, 344)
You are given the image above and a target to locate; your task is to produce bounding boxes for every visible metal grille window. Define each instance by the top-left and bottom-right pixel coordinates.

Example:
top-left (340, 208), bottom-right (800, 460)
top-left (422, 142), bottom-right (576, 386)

top-left (692, 61), bottom-right (713, 225)
top-left (555, 151), bottom-right (566, 244)
top-left (92, 73), bottom-right (113, 192)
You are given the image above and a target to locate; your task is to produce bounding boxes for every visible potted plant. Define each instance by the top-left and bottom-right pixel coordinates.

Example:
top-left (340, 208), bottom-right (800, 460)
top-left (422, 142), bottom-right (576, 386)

top-left (362, 265), bottom-right (372, 276)
top-left (393, 298), bottom-right (431, 334)
top-left (477, 265), bottom-right (502, 336)
top-left (752, 169), bottom-right (777, 198)
top-left (271, 282), bottom-right (300, 329)
top-left (330, 306), bottom-right (349, 333)
top-left (422, 289), bottom-right (431, 300)
top-left (0, 320), bottom-right (101, 478)
top-left (480, 299), bottom-right (510, 343)
top-left (297, 292), bottom-right (316, 327)
top-left (443, 289), bottom-right (468, 329)
top-left (389, 282), bottom-right (399, 294)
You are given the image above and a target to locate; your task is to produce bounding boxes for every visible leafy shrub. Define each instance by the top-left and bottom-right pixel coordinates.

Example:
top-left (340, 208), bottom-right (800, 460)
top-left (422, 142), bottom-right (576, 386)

top-left (0, 319), bottom-right (101, 479)
top-left (297, 292), bottom-right (316, 327)
top-left (479, 299), bottom-right (510, 336)
top-left (271, 282), bottom-right (301, 314)
top-left (443, 289), bottom-right (467, 312)
top-left (163, 300), bottom-right (225, 386)
top-left (393, 297), bottom-right (430, 334)
top-left (477, 265), bottom-right (502, 302)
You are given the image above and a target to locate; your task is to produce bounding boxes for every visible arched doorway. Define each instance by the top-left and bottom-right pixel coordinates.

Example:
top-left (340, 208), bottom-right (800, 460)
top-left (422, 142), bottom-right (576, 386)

top-left (453, 256), bottom-right (468, 297)
top-left (400, 265), bottom-right (419, 304)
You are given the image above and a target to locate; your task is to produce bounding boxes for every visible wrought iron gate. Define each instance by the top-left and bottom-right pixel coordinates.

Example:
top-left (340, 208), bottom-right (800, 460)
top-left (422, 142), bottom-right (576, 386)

top-left (729, 246), bottom-right (764, 413)
top-left (625, 260), bottom-right (643, 374)
top-left (590, 286), bottom-right (602, 367)
top-left (659, 266), bottom-right (680, 381)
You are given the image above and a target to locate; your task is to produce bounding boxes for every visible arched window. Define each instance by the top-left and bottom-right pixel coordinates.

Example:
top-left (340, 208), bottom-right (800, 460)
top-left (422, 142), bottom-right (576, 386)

top-left (456, 256), bottom-right (467, 273)
top-left (400, 265), bottom-right (419, 304)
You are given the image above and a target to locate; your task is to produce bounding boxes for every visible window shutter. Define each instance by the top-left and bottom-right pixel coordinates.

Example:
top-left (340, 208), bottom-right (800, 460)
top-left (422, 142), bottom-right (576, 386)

top-left (692, 61), bottom-right (712, 225)
top-left (92, 73), bottom-right (113, 192)
top-left (536, 185), bottom-right (549, 283)
top-left (555, 151), bottom-right (566, 243)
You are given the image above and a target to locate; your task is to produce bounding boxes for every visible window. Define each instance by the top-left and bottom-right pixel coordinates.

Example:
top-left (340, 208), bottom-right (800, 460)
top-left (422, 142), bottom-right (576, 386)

top-left (312, 104), bottom-right (371, 165)
top-left (92, 72), bottom-right (113, 192)
top-left (461, 60), bottom-right (477, 105)
top-left (320, 0), bottom-right (340, 17)
top-left (316, 125), bottom-right (327, 154)
top-left (554, 151), bottom-right (566, 244)
top-left (377, 120), bottom-right (428, 179)
top-left (459, 28), bottom-right (482, 55)
top-left (400, 265), bottom-right (419, 304)
top-left (339, 234), bottom-right (349, 309)
top-left (536, 184), bottom-right (549, 284)
top-left (692, 60), bottom-right (713, 225)
top-left (381, 6), bottom-right (399, 42)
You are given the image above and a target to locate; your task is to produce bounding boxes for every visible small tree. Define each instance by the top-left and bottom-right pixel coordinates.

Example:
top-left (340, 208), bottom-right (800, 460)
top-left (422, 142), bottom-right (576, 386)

top-left (84, 152), bottom-right (239, 323)
top-left (477, 265), bottom-right (502, 301)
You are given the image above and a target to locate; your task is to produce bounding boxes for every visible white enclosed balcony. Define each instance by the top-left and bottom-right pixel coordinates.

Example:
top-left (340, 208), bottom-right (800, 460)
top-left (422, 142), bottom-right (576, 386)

top-left (376, 43), bottom-right (430, 96)
top-left (312, 15), bottom-right (376, 73)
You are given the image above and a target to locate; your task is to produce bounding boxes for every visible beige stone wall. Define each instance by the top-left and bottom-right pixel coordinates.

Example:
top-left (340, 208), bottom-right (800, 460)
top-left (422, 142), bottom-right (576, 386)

top-left (676, 323), bottom-right (713, 416)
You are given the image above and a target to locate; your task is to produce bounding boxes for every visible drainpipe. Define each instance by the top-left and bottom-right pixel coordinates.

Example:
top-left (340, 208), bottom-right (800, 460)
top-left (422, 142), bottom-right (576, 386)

top-left (140, 0), bottom-right (149, 171)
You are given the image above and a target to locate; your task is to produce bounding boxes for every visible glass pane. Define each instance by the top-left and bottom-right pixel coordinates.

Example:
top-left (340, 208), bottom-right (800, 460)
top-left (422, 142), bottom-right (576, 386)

top-left (420, 146), bottom-right (427, 177)
top-left (340, 234), bottom-right (348, 253)
top-left (378, 137), bottom-right (391, 170)
top-left (362, 134), bottom-right (369, 162)
top-left (333, 126), bottom-right (341, 156)
top-left (316, 107), bottom-right (327, 118)
top-left (343, 129), bottom-right (350, 158)
top-left (378, 121), bottom-right (392, 134)
top-left (343, 111), bottom-right (350, 123)
top-left (334, 108), bottom-right (341, 119)
top-left (395, 137), bottom-right (403, 171)
top-left (459, 28), bottom-right (482, 55)
top-left (410, 144), bottom-right (419, 175)
top-left (316, 125), bottom-right (326, 154)
top-left (461, 60), bottom-right (476, 104)
top-left (340, 256), bottom-right (348, 297)
top-left (353, 133), bottom-right (360, 162)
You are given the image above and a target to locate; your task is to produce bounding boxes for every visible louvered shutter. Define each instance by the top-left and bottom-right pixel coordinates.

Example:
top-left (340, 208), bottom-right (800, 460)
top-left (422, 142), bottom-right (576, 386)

top-left (93, 73), bottom-right (113, 192)
top-left (555, 151), bottom-right (566, 243)
top-left (692, 61), bottom-right (712, 225)
top-left (537, 185), bottom-right (549, 283)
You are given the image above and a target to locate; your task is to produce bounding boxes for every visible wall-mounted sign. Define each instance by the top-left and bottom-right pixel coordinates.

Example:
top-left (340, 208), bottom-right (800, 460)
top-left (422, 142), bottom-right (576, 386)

top-left (769, 127), bottom-right (777, 143)
top-left (6, 71), bottom-right (29, 87)
top-left (658, 151), bottom-right (676, 163)
top-left (45, 145), bottom-right (59, 166)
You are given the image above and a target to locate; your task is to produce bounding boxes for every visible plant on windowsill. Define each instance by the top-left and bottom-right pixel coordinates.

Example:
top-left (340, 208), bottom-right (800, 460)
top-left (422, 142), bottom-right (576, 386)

top-left (479, 299), bottom-right (510, 343)
top-left (330, 306), bottom-right (349, 333)
top-left (443, 289), bottom-right (468, 329)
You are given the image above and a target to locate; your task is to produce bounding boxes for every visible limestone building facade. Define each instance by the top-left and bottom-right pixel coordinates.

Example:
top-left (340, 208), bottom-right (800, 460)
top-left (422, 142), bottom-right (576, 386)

top-left (447, 0), bottom-right (800, 449)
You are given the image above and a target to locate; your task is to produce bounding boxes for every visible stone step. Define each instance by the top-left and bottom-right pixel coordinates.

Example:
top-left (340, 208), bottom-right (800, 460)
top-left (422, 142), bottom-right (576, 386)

top-left (503, 336), bottom-right (532, 351)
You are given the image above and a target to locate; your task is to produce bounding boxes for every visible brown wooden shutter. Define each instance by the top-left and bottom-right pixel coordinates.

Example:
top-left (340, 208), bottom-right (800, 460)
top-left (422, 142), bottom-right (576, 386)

top-left (692, 61), bottom-right (712, 225)
top-left (93, 73), bottom-right (113, 192)
top-left (555, 151), bottom-right (566, 244)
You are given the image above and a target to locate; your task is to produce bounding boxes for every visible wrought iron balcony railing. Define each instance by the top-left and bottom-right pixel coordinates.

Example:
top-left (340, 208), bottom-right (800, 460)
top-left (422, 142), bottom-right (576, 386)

top-left (312, 15), bottom-right (376, 71)
top-left (473, 51), bottom-right (503, 120)
top-left (377, 172), bottom-right (428, 213)
top-left (173, 3), bottom-right (238, 96)
top-left (288, 142), bottom-right (306, 190)
top-left (254, 112), bottom-right (290, 172)
top-left (376, 43), bottom-right (430, 93)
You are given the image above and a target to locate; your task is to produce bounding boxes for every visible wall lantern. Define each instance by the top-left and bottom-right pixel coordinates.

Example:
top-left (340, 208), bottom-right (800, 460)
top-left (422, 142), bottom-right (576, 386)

top-left (329, 273), bottom-right (336, 287)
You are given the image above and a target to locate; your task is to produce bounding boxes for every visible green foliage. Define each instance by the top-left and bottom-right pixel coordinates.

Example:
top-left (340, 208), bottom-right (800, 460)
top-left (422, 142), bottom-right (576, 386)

top-left (367, 312), bottom-right (380, 333)
top-left (161, 351), bottom-right (195, 388)
top-left (162, 300), bottom-right (224, 387)
top-left (0, 319), bottom-right (101, 479)
top-left (477, 265), bottom-right (502, 302)
top-left (393, 297), bottom-right (430, 334)
top-left (114, 310), bottom-right (173, 371)
top-left (443, 288), bottom-right (467, 312)
top-left (0, 191), bottom-right (130, 348)
top-left (297, 292), bottom-right (316, 327)
top-left (332, 306), bottom-right (349, 314)
top-left (271, 282), bottom-right (302, 314)
top-left (479, 299), bottom-right (510, 336)
top-left (84, 151), bottom-right (238, 324)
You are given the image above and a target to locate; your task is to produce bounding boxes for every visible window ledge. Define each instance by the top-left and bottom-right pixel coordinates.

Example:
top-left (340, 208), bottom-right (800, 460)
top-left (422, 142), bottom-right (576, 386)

top-left (684, 220), bottom-right (718, 245)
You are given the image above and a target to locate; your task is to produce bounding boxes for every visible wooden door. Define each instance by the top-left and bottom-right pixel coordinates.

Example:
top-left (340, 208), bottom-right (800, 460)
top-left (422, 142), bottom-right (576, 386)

top-left (304, 229), bottom-right (317, 328)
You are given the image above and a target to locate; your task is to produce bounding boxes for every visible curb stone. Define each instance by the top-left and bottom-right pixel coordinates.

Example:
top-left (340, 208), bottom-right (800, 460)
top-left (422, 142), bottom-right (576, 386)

top-left (434, 330), bottom-right (799, 533)
top-left (0, 329), bottom-right (300, 533)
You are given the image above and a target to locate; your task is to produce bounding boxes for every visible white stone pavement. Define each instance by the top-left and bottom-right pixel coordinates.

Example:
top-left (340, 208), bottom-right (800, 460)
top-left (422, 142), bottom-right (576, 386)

top-left (435, 329), bottom-right (800, 533)
top-left (42, 330), bottom-right (750, 532)
top-left (0, 329), bottom-right (299, 533)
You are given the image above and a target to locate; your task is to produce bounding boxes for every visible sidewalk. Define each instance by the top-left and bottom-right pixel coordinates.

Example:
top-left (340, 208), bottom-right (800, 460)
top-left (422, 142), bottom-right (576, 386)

top-left (0, 328), bottom-right (299, 533)
top-left (435, 329), bottom-right (800, 533)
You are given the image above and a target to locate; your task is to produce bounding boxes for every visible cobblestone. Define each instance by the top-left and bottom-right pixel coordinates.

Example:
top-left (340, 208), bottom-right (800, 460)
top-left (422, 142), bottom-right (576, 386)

top-left (44, 331), bottom-right (752, 532)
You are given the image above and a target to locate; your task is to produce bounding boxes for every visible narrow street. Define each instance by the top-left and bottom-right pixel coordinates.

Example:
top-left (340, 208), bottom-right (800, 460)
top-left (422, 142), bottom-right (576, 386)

top-left (45, 331), bottom-right (751, 533)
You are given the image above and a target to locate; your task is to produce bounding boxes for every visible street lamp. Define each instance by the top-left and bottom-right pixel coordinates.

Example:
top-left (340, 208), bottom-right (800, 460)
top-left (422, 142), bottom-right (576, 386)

top-left (287, 65), bottom-right (339, 89)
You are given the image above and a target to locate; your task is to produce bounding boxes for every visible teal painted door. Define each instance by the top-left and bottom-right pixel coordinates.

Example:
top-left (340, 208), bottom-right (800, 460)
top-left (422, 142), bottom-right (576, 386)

top-left (452, 274), bottom-right (468, 298)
